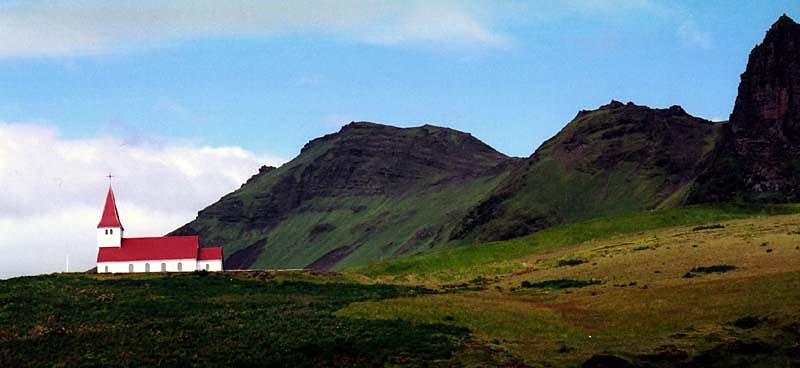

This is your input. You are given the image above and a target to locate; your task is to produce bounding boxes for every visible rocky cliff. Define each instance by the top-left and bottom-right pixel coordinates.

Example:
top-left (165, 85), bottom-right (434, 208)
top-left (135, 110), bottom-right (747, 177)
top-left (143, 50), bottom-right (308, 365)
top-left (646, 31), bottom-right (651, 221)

top-left (689, 14), bottom-right (800, 203)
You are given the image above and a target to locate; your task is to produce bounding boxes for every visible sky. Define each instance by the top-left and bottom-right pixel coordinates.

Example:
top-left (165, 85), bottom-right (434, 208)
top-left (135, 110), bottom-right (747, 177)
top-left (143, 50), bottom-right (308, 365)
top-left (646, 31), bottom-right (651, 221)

top-left (1, 0), bottom-right (798, 279)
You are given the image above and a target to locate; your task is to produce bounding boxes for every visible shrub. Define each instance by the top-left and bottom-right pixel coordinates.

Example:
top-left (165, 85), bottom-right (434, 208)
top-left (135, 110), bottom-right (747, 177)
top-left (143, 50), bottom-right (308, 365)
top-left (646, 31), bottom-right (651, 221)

top-left (557, 259), bottom-right (586, 267)
top-left (469, 276), bottom-right (491, 285)
top-left (690, 265), bottom-right (736, 274)
top-left (692, 224), bottom-right (725, 231)
top-left (520, 279), bottom-right (601, 290)
top-left (732, 316), bottom-right (762, 329)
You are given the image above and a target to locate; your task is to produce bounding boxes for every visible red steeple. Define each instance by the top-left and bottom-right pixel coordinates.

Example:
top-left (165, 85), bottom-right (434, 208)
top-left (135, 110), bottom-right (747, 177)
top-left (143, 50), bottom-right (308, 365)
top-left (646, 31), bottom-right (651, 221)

top-left (97, 185), bottom-right (124, 229)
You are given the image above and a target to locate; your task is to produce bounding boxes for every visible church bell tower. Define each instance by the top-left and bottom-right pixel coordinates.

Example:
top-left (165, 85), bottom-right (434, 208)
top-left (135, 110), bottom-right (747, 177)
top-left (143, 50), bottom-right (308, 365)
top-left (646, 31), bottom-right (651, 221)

top-left (97, 184), bottom-right (124, 248)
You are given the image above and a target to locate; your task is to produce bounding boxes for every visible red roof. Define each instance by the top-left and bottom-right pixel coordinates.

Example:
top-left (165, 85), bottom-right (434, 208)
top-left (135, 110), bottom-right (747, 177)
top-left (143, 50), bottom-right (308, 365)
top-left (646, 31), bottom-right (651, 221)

top-left (198, 247), bottom-right (223, 261)
top-left (97, 185), bottom-right (124, 229)
top-left (97, 236), bottom-right (199, 262)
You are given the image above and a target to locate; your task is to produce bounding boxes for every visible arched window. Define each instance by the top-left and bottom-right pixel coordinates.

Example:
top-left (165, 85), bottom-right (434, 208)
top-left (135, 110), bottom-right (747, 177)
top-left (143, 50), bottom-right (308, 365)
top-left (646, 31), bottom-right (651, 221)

top-left (145, 263), bottom-right (150, 272)
top-left (177, 262), bottom-right (182, 271)
top-left (104, 229), bottom-right (108, 235)
top-left (104, 265), bottom-right (108, 273)
top-left (205, 264), bottom-right (210, 271)
top-left (161, 263), bottom-right (167, 272)
top-left (110, 229), bottom-right (113, 235)
top-left (128, 264), bottom-right (134, 272)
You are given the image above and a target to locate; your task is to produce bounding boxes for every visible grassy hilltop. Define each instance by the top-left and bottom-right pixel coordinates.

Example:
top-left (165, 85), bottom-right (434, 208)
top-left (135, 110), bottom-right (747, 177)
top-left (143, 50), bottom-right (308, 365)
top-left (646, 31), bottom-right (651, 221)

top-left (4, 205), bottom-right (800, 367)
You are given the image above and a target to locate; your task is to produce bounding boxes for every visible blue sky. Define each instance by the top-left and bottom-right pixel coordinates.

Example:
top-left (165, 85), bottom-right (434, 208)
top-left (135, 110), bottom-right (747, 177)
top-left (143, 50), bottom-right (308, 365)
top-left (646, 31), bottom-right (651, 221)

top-left (1, 0), bottom-right (798, 159)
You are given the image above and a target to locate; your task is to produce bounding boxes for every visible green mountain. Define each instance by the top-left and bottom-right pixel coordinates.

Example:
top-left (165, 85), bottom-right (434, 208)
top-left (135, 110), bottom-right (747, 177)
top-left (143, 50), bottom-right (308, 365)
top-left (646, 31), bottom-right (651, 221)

top-left (171, 122), bottom-right (512, 270)
top-left (173, 14), bottom-right (800, 270)
top-left (451, 101), bottom-right (721, 242)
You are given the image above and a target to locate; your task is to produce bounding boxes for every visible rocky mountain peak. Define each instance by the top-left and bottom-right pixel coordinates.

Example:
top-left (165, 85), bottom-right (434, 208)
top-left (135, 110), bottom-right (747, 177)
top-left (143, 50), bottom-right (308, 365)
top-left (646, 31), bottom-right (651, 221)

top-left (772, 14), bottom-right (797, 30)
top-left (602, 100), bottom-right (625, 109)
top-left (731, 13), bottom-right (800, 140)
top-left (688, 14), bottom-right (800, 203)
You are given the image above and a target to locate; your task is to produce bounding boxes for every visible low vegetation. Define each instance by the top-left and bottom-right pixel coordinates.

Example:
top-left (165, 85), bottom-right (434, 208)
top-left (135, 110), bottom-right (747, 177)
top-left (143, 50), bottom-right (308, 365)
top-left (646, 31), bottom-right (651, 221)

top-left (691, 264), bottom-right (738, 274)
top-left (0, 272), bottom-right (467, 366)
top-left (556, 259), bottom-right (586, 267)
top-left (519, 279), bottom-right (601, 289)
top-left (693, 224), bottom-right (726, 231)
top-left (347, 204), bottom-right (800, 283)
top-left (4, 205), bottom-right (800, 366)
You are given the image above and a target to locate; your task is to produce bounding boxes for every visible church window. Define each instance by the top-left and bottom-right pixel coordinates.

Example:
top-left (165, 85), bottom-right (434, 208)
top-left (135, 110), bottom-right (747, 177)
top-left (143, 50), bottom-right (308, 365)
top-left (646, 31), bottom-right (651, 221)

top-left (145, 263), bottom-right (150, 272)
top-left (105, 229), bottom-right (108, 235)
top-left (128, 264), bottom-right (133, 272)
top-left (205, 264), bottom-right (210, 271)
top-left (161, 263), bottom-right (166, 272)
top-left (177, 262), bottom-right (183, 271)
top-left (110, 229), bottom-right (113, 235)
top-left (104, 265), bottom-right (108, 273)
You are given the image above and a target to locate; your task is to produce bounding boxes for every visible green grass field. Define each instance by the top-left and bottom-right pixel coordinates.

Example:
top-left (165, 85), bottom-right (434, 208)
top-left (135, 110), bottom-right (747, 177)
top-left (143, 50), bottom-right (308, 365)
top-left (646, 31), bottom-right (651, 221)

top-left (0, 272), bottom-right (469, 367)
top-left (3, 204), bottom-right (800, 367)
top-left (346, 204), bottom-right (800, 283)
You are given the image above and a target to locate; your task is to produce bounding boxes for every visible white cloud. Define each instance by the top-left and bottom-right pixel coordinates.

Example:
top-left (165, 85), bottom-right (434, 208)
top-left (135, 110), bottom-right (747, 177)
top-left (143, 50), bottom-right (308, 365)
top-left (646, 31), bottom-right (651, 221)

top-left (0, 122), bottom-right (284, 279)
top-left (678, 19), bottom-right (712, 49)
top-left (0, 0), bottom-right (510, 57)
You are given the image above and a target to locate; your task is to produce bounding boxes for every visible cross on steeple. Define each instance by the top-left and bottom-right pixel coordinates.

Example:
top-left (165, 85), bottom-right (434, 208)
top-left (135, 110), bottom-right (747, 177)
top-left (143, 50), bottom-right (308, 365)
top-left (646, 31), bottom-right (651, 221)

top-left (106, 172), bottom-right (114, 181)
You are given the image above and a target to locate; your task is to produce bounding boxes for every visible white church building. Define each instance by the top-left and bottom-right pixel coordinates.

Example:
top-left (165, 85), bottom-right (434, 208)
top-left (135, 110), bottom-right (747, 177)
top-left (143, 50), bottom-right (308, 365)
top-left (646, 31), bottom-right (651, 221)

top-left (96, 185), bottom-right (223, 273)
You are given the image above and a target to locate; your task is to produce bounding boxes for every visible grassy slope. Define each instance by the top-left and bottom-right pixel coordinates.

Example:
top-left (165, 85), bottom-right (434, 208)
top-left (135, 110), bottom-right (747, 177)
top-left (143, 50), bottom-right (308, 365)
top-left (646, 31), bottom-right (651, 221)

top-left (347, 204), bottom-right (799, 283)
top-left (258, 173), bottom-right (508, 270)
top-left (182, 135), bottom-right (340, 259)
top-left (340, 209), bottom-right (800, 366)
top-left (6, 206), bottom-right (800, 367)
top-left (184, 126), bottom-right (509, 270)
top-left (0, 272), bottom-right (469, 367)
top-left (457, 106), bottom-right (722, 243)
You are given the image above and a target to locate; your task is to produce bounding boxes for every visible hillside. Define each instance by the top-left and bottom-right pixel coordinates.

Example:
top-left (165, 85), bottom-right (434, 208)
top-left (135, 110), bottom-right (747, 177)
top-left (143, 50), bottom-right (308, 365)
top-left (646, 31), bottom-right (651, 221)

top-left (4, 205), bottom-right (800, 367)
top-left (171, 14), bottom-right (800, 271)
top-left (342, 205), bottom-right (800, 367)
top-left (171, 122), bottom-right (512, 270)
top-left (452, 101), bottom-right (720, 242)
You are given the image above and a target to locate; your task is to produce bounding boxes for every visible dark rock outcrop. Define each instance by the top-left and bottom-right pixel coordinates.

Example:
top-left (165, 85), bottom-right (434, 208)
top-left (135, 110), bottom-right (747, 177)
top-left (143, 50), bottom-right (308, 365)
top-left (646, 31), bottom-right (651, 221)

top-left (689, 15), bottom-right (800, 203)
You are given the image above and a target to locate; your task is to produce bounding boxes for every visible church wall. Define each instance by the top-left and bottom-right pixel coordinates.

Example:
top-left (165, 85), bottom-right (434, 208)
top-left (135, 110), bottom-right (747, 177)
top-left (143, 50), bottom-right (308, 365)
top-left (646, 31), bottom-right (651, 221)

top-left (197, 260), bottom-right (223, 272)
top-left (98, 259), bottom-right (199, 273)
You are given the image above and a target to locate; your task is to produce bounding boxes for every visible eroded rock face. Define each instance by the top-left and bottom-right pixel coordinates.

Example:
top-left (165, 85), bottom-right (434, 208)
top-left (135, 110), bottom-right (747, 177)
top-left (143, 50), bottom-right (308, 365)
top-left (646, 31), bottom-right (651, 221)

top-left (731, 15), bottom-right (800, 142)
top-left (732, 15), bottom-right (800, 193)
top-left (689, 15), bottom-right (800, 202)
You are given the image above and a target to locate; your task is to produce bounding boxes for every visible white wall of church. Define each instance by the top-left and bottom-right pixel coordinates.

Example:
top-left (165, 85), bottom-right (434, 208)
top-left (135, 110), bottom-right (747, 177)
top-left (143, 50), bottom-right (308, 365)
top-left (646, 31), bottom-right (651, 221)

top-left (197, 260), bottom-right (223, 272)
top-left (97, 227), bottom-right (122, 247)
top-left (98, 259), bottom-right (202, 273)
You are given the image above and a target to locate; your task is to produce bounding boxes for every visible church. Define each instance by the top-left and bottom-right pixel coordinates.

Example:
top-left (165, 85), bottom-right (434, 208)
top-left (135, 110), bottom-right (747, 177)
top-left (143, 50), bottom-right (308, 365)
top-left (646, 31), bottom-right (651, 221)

top-left (96, 185), bottom-right (223, 273)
